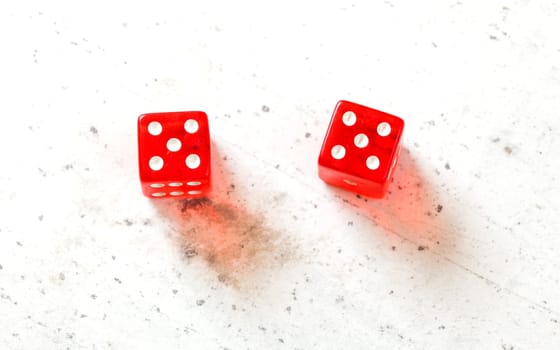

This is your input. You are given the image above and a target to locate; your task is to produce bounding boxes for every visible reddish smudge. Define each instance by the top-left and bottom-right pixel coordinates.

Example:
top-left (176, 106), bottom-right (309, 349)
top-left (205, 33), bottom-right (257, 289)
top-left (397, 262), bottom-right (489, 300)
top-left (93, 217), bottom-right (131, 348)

top-left (152, 141), bottom-right (295, 288)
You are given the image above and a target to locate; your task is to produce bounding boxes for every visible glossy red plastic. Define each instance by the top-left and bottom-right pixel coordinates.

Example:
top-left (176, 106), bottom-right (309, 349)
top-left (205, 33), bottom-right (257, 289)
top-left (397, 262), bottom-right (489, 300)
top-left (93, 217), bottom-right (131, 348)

top-left (138, 111), bottom-right (211, 199)
top-left (318, 100), bottom-right (404, 198)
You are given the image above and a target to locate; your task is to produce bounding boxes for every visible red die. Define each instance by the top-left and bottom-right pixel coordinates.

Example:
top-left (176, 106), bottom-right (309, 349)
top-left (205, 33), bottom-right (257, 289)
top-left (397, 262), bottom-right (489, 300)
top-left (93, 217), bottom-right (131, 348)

top-left (318, 100), bottom-right (404, 198)
top-left (137, 111), bottom-right (211, 198)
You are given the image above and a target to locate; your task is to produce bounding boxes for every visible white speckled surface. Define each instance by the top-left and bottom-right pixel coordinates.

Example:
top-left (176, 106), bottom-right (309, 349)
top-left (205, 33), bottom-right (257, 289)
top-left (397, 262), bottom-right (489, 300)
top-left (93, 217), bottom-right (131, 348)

top-left (1, 1), bottom-right (560, 349)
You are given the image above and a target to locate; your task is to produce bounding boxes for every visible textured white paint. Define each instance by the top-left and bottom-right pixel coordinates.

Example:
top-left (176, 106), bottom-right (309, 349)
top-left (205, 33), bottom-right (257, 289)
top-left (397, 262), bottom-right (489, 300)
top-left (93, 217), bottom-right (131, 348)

top-left (1, 1), bottom-right (559, 349)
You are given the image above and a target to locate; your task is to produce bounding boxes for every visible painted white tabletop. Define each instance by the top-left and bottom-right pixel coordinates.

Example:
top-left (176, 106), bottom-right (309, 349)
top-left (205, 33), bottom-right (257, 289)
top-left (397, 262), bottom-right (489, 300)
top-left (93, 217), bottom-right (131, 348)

top-left (1, 1), bottom-right (559, 349)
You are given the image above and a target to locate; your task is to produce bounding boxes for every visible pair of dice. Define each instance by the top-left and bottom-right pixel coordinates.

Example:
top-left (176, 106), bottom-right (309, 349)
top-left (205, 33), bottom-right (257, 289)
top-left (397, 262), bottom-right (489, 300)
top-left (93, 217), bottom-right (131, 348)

top-left (138, 100), bottom-right (404, 199)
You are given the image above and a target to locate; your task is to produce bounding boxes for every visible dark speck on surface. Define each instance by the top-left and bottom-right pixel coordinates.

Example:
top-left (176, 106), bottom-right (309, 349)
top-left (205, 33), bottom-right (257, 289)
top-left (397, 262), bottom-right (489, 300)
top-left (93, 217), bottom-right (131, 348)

top-left (59, 272), bottom-right (66, 280)
top-left (64, 164), bottom-right (73, 170)
top-left (305, 132), bottom-right (311, 138)
top-left (436, 204), bottom-right (443, 213)
top-left (114, 277), bottom-right (122, 284)
top-left (90, 294), bottom-right (97, 300)
top-left (492, 137), bottom-right (501, 143)
top-left (89, 126), bottom-right (98, 135)
top-left (445, 162), bottom-right (451, 170)
top-left (391, 246), bottom-right (396, 251)
top-left (278, 339), bottom-right (284, 344)
top-left (184, 247), bottom-right (198, 258)
top-left (181, 198), bottom-right (212, 212)
top-left (196, 299), bottom-right (205, 306)
top-left (16, 241), bottom-right (23, 247)
top-left (418, 245), bottom-right (428, 251)
top-left (261, 105), bottom-right (270, 112)
top-left (489, 35), bottom-right (498, 40)
top-left (504, 146), bottom-right (513, 154)
top-left (38, 215), bottom-right (44, 221)
top-left (0, 264), bottom-right (3, 270)
top-left (347, 221), bottom-right (353, 226)
top-left (124, 218), bottom-right (133, 226)
top-left (172, 289), bottom-right (178, 295)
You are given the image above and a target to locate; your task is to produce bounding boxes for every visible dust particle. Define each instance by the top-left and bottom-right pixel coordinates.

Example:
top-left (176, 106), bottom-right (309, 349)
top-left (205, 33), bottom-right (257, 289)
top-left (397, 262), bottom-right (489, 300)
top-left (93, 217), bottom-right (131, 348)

top-left (418, 246), bottom-right (428, 251)
top-left (436, 204), bottom-right (443, 213)
top-left (124, 218), bottom-right (133, 226)
top-left (38, 215), bottom-right (44, 221)
top-left (196, 299), bottom-right (205, 306)
top-left (0, 264), bottom-right (3, 270)
top-left (114, 277), bottom-right (122, 284)
top-left (59, 272), bottom-right (66, 280)
top-left (16, 241), bottom-right (23, 247)
top-left (445, 163), bottom-right (450, 170)
top-left (504, 146), bottom-right (513, 154)
top-left (305, 132), bottom-right (311, 138)
top-left (90, 294), bottom-right (97, 300)
top-left (184, 247), bottom-right (198, 258)
top-left (391, 246), bottom-right (396, 251)
top-left (492, 137), bottom-right (501, 143)
top-left (172, 289), bottom-right (178, 295)
top-left (89, 126), bottom-right (98, 135)
top-left (261, 105), bottom-right (270, 112)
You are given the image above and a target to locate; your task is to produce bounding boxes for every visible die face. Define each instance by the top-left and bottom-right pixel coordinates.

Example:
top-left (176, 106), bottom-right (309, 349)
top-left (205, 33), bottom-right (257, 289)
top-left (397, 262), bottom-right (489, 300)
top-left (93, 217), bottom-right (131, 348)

top-left (138, 111), bottom-right (211, 199)
top-left (318, 100), bottom-right (404, 198)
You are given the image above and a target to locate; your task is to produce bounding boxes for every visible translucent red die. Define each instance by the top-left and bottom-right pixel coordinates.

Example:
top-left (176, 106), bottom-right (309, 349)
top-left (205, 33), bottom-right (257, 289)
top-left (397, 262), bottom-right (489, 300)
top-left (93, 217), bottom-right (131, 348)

top-left (318, 100), bottom-right (404, 198)
top-left (137, 111), bottom-right (211, 198)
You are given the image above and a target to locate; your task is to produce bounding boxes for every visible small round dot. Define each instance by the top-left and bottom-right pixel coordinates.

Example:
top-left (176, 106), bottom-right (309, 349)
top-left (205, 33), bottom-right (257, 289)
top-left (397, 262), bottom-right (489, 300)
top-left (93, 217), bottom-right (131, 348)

top-left (188, 190), bottom-right (202, 195)
top-left (170, 191), bottom-right (184, 196)
top-left (342, 111), bottom-right (357, 126)
top-left (377, 122), bottom-right (391, 137)
top-left (168, 182), bottom-right (183, 187)
top-left (331, 145), bottom-right (346, 160)
top-left (366, 155), bottom-right (380, 170)
top-left (166, 138), bottom-right (182, 152)
top-left (187, 181), bottom-right (201, 186)
top-left (147, 121), bottom-right (162, 136)
top-left (149, 156), bottom-right (164, 171)
top-left (184, 119), bottom-right (199, 134)
top-left (149, 183), bottom-right (165, 188)
top-left (152, 192), bottom-right (166, 197)
top-left (354, 133), bottom-right (369, 148)
top-left (185, 154), bottom-right (201, 169)
top-left (343, 179), bottom-right (358, 186)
